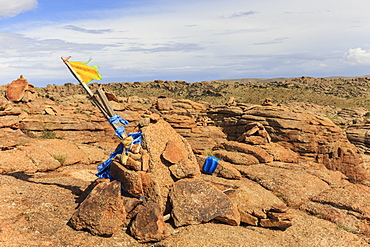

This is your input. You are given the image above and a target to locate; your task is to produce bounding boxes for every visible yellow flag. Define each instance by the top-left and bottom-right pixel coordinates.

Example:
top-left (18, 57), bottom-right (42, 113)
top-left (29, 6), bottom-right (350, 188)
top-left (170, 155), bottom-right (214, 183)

top-left (67, 59), bottom-right (102, 84)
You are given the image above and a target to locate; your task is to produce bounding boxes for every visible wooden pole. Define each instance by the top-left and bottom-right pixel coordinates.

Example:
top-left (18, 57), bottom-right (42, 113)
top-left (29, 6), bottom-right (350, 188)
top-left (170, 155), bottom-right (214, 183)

top-left (61, 56), bottom-right (126, 139)
top-left (97, 88), bottom-right (116, 117)
top-left (96, 88), bottom-right (127, 138)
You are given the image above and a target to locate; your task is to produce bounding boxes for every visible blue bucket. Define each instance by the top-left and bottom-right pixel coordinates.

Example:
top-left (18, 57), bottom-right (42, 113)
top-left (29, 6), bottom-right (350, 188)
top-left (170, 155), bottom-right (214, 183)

top-left (202, 156), bottom-right (221, 175)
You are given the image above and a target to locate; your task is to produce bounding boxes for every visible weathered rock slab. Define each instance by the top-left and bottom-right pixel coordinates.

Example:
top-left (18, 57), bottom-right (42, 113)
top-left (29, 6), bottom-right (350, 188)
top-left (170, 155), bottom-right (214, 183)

top-left (213, 149), bottom-right (260, 166)
top-left (129, 201), bottom-right (168, 242)
top-left (236, 164), bottom-right (330, 207)
top-left (300, 201), bottom-right (370, 235)
top-left (169, 178), bottom-right (240, 227)
top-left (69, 180), bottom-right (126, 236)
top-left (201, 175), bottom-right (292, 228)
top-left (219, 141), bottom-right (273, 163)
top-left (312, 184), bottom-right (370, 219)
top-left (259, 142), bottom-right (299, 163)
top-left (223, 178), bottom-right (288, 220)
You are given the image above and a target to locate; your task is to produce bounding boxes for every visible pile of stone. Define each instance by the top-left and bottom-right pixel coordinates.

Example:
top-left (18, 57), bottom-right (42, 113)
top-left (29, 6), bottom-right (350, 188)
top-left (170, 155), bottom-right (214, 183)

top-left (6, 75), bottom-right (38, 102)
top-left (69, 116), bottom-right (295, 242)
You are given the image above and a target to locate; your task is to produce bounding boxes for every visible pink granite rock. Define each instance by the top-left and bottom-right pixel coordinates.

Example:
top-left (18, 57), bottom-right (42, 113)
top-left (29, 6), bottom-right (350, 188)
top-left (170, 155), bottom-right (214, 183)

top-left (129, 201), bottom-right (168, 242)
top-left (169, 178), bottom-right (240, 227)
top-left (69, 181), bottom-right (126, 236)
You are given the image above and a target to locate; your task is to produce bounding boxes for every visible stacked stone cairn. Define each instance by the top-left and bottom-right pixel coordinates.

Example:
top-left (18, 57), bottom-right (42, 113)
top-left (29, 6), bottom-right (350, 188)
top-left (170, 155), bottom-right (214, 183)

top-left (69, 114), bottom-right (295, 243)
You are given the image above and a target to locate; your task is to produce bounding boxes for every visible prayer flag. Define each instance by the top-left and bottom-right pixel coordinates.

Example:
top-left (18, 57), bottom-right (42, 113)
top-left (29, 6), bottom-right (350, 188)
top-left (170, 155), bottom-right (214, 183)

top-left (67, 59), bottom-right (102, 83)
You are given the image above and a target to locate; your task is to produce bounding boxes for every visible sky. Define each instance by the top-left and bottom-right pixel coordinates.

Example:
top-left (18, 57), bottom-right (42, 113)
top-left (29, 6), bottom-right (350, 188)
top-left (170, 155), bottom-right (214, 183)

top-left (1, 0), bottom-right (370, 87)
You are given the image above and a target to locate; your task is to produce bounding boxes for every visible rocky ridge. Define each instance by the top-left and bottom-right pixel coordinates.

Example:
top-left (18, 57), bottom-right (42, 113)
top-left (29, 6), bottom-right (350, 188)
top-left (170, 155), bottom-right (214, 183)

top-left (0, 77), bottom-right (370, 246)
top-left (28, 76), bottom-right (370, 107)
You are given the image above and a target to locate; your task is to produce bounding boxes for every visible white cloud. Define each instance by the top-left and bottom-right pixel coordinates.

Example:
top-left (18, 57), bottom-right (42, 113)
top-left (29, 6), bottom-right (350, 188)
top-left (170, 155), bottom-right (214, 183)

top-left (125, 43), bottom-right (204, 53)
top-left (343, 48), bottom-right (370, 65)
top-left (220, 11), bottom-right (257, 19)
top-left (3, 0), bottom-right (370, 86)
top-left (0, 0), bottom-right (38, 18)
top-left (64, 25), bottom-right (113, 34)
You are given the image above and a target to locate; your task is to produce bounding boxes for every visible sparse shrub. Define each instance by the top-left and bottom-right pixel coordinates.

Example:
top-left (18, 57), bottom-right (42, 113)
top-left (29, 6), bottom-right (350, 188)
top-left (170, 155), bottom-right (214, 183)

top-left (16, 141), bottom-right (29, 147)
top-left (203, 149), bottom-right (214, 156)
top-left (23, 130), bottom-right (36, 138)
top-left (40, 130), bottom-right (61, 139)
top-left (73, 107), bottom-right (83, 114)
top-left (53, 154), bottom-right (67, 165)
top-left (337, 224), bottom-right (360, 234)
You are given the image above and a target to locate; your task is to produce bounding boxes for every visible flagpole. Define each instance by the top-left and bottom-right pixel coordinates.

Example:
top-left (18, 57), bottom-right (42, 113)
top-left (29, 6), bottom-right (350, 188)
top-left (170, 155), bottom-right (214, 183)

top-left (61, 56), bottom-right (125, 138)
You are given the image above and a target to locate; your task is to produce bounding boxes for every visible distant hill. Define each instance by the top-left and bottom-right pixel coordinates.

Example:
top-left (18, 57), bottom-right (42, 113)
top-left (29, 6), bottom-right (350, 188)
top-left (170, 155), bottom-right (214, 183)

top-left (217, 75), bottom-right (370, 83)
top-left (217, 77), bottom-right (295, 83)
top-left (31, 76), bottom-right (370, 109)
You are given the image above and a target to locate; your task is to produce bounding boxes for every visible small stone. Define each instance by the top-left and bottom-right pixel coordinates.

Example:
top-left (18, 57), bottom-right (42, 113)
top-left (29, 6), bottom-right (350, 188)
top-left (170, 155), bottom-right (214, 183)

top-left (148, 113), bottom-right (161, 122)
top-left (252, 209), bottom-right (267, 219)
top-left (44, 107), bottom-right (56, 116)
top-left (240, 211), bottom-right (259, 226)
top-left (125, 156), bottom-right (141, 171)
top-left (138, 171), bottom-right (162, 205)
top-left (220, 141), bottom-right (273, 163)
top-left (141, 149), bottom-right (149, 171)
top-left (214, 160), bottom-right (242, 180)
top-left (122, 196), bottom-right (142, 214)
top-left (127, 203), bottom-right (143, 220)
top-left (267, 212), bottom-right (295, 221)
top-left (105, 92), bottom-right (119, 102)
top-left (157, 98), bottom-right (173, 111)
top-left (259, 219), bottom-right (293, 230)
top-left (213, 150), bottom-right (260, 166)
top-left (271, 204), bottom-right (289, 213)
top-left (162, 140), bottom-right (186, 164)
top-left (169, 159), bottom-right (201, 179)
top-left (6, 75), bottom-right (36, 102)
top-left (139, 118), bottom-right (150, 127)
top-left (110, 160), bottom-right (144, 197)
top-left (130, 143), bottom-right (141, 154)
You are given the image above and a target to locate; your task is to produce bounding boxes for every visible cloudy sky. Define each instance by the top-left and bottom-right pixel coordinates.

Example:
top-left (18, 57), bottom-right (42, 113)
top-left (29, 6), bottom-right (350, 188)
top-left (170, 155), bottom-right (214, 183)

top-left (1, 0), bottom-right (370, 87)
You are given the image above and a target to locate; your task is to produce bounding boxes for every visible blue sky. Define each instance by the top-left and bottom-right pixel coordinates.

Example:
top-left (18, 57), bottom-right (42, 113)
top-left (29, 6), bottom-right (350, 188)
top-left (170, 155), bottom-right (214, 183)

top-left (1, 0), bottom-right (370, 87)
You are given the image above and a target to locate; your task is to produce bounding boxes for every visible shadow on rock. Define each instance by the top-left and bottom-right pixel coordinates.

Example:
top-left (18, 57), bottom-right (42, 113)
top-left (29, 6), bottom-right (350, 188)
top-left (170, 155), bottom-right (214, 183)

top-left (6, 171), bottom-right (84, 196)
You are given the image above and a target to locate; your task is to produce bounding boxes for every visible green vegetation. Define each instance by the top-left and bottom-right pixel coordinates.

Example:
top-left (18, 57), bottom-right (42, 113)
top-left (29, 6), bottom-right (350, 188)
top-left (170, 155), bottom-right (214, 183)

top-left (73, 107), bottom-right (83, 114)
top-left (337, 224), bottom-right (360, 234)
top-left (16, 141), bottom-right (29, 146)
top-left (53, 154), bottom-right (67, 165)
top-left (40, 130), bottom-right (61, 139)
top-left (203, 149), bottom-right (214, 157)
top-left (273, 191), bottom-right (290, 205)
top-left (20, 211), bottom-right (33, 221)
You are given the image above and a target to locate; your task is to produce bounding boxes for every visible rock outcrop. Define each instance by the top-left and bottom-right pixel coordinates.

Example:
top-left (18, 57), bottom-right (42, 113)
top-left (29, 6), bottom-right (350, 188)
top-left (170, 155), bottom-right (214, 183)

top-left (6, 75), bottom-right (37, 102)
top-left (347, 123), bottom-right (370, 154)
top-left (208, 105), bottom-right (369, 183)
top-left (2, 78), bottom-right (370, 245)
